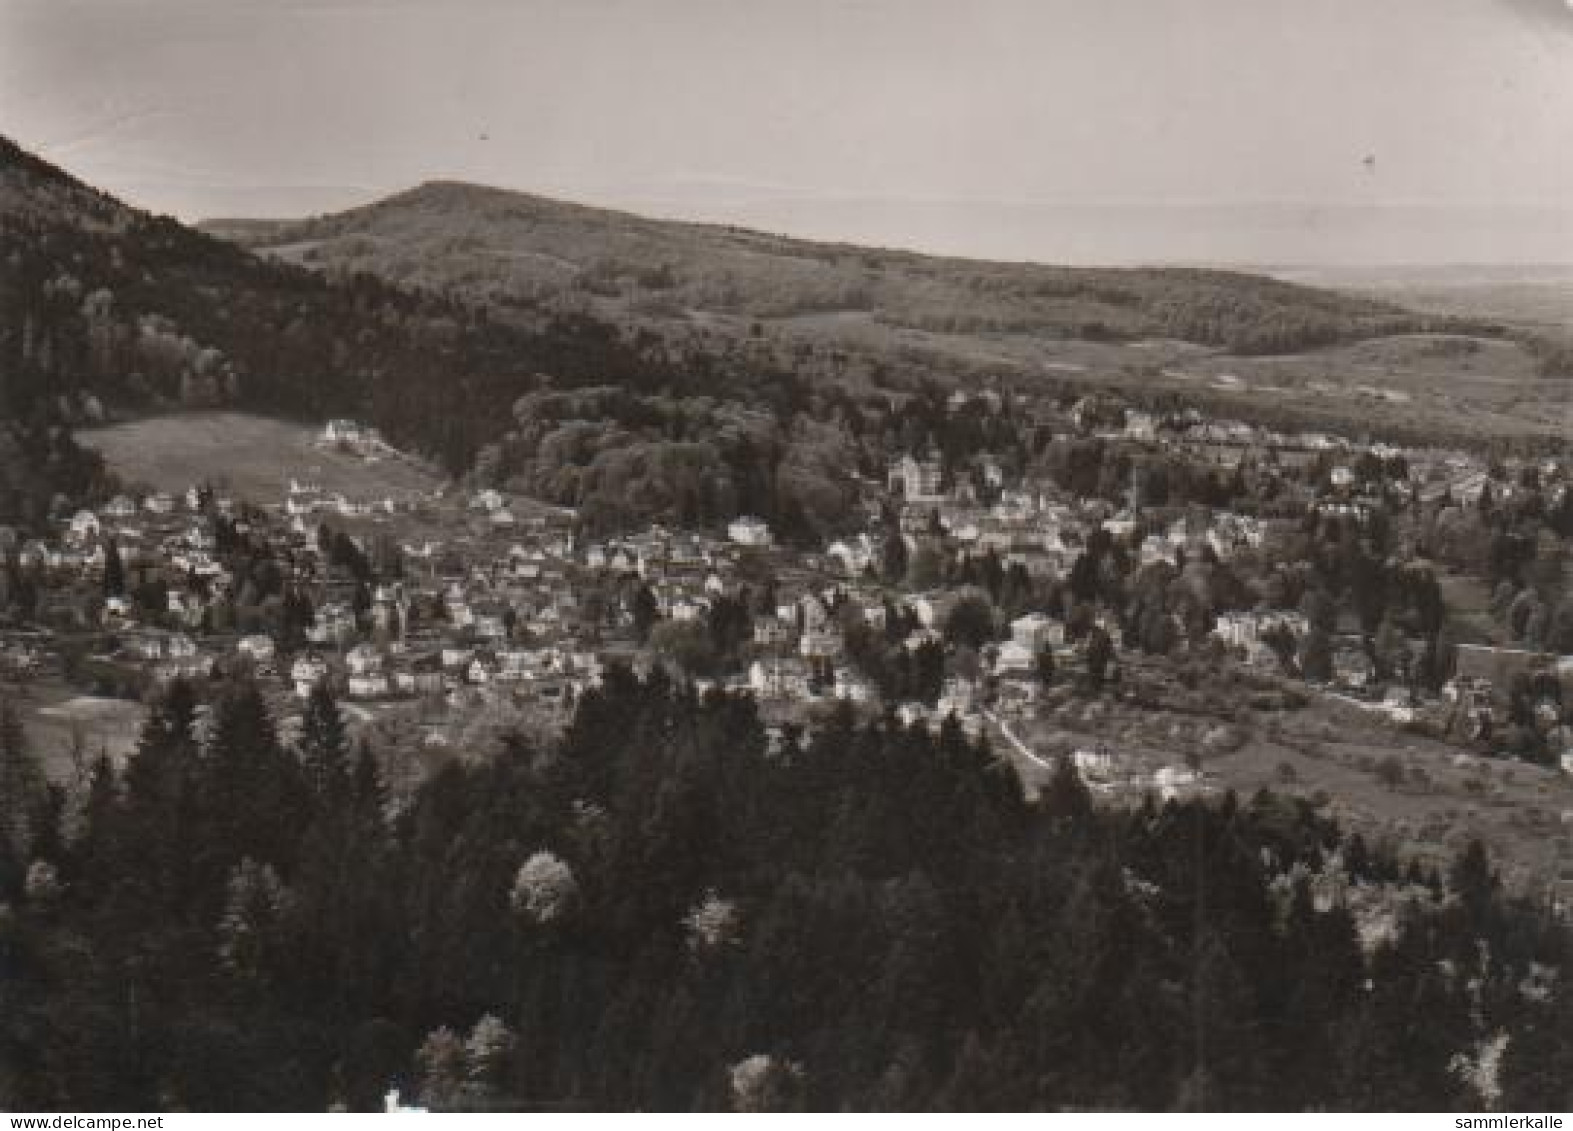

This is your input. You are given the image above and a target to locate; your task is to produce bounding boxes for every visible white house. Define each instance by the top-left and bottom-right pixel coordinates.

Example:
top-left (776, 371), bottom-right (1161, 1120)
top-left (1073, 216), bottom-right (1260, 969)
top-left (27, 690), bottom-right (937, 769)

top-left (237, 634), bottom-right (276, 664)
top-left (748, 658), bottom-right (811, 700)
top-left (122, 628), bottom-right (172, 661)
top-left (1140, 535), bottom-right (1177, 568)
top-left (1010, 612), bottom-right (1063, 653)
top-left (165, 633), bottom-right (198, 659)
top-left (1125, 412), bottom-right (1158, 442)
top-left (1333, 646), bottom-right (1375, 691)
top-left (346, 643), bottom-right (383, 676)
top-left (857, 600), bottom-right (888, 631)
top-left (1072, 748), bottom-right (1116, 781)
top-left (995, 677), bottom-right (1039, 710)
top-left (937, 676), bottom-right (980, 717)
top-left (470, 488), bottom-right (506, 513)
top-left (67, 509), bottom-right (101, 544)
top-left (473, 612), bottom-right (509, 640)
top-left (728, 516), bottom-right (773, 547)
top-left (1154, 764), bottom-right (1201, 801)
top-left (799, 628), bottom-right (843, 661)
top-left (826, 536), bottom-right (875, 576)
top-left (888, 453), bottom-right (944, 502)
top-left (905, 592), bottom-right (960, 632)
top-left (753, 616), bottom-right (796, 649)
top-left (308, 602), bottom-right (357, 645)
top-left (322, 419), bottom-right (381, 450)
top-left (102, 594), bottom-right (132, 627)
top-left (1213, 611), bottom-right (1260, 653)
top-left (393, 663), bottom-right (446, 697)
top-left (347, 670), bottom-right (391, 700)
top-left (832, 667), bottom-right (875, 703)
top-left (1213, 610), bottom-right (1307, 665)
top-left (798, 593), bottom-right (830, 632)
top-left (994, 640), bottom-right (1035, 677)
top-left (155, 653), bottom-right (211, 684)
top-left (291, 654), bottom-right (329, 699)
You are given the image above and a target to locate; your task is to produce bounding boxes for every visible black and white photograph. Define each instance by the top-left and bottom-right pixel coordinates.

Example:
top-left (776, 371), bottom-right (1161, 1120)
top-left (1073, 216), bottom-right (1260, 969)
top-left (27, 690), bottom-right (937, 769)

top-left (1, 0), bottom-right (1572, 1115)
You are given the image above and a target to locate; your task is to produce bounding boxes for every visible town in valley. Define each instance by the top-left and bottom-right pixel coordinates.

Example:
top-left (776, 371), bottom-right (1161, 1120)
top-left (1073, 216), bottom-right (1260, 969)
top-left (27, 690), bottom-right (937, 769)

top-left (6, 0), bottom-right (1573, 1107)
top-left (9, 388), bottom-right (1573, 899)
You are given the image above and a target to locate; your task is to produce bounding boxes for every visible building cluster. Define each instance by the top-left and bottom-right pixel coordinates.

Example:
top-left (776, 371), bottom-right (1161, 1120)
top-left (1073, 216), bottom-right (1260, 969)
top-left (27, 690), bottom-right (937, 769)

top-left (2, 408), bottom-right (1571, 773)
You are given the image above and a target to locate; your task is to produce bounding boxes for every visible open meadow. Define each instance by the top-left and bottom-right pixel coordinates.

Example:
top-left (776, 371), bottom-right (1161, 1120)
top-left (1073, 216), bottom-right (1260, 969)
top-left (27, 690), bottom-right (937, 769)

top-left (14, 680), bottom-right (146, 784)
top-left (78, 412), bottom-right (446, 504)
top-left (1003, 670), bottom-right (1573, 898)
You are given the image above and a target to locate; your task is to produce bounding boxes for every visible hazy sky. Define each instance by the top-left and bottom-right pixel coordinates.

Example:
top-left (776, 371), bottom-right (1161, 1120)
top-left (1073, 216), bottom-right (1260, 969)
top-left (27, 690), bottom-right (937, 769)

top-left (4, 0), bottom-right (1573, 265)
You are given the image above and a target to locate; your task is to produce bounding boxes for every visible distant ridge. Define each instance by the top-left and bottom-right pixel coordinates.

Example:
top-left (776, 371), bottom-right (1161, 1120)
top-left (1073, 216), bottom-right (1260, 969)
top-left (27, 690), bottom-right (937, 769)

top-left (0, 134), bottom-right (142, 231)
top-left (199, 176), bottom-right (1462, 361)
top-left (2, 132), bottom-right (1561, 480)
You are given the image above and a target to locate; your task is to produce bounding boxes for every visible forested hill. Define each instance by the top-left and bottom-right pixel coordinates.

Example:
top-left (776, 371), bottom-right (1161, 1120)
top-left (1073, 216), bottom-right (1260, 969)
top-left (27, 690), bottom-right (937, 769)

top-left (7, 671), bottom-right (1573, 1110)
top-left (0, 136), bottom-right (727, 479)
top-left (0, 135), bottom-right (954, 540)
top-left (204, 179), bottom-right (1460, 355)
top-left (0, 135), bottom-right (1538, 537)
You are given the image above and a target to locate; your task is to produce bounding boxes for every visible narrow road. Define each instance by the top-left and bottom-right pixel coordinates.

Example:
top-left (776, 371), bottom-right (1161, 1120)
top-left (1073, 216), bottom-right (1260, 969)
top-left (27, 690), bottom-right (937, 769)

top-left (983, 708), bottom-right (1058, 772)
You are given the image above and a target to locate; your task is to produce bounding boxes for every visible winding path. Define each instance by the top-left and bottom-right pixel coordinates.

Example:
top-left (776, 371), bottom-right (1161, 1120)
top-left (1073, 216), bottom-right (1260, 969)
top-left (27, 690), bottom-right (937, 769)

top-left (983, 708), bottom-right (1057, 772)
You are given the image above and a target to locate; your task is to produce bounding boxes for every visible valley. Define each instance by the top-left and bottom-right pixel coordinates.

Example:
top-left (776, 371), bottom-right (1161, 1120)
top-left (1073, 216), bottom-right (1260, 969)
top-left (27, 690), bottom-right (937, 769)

top-left (4, 132), bottom-right (1573, 1114)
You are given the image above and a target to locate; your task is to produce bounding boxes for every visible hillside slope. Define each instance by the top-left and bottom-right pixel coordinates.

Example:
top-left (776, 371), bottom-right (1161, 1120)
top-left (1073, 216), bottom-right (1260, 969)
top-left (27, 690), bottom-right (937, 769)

top-left (0, 137), bottom-right (694, 477)
top-left (3, 128), bottom-right (1561, 537)
top-left (207, 180), bottom-right (1450, 355)
top-left (206, 181), bottom-right (1573, 451)
top-left (0, 136), bottom-right (900, 538)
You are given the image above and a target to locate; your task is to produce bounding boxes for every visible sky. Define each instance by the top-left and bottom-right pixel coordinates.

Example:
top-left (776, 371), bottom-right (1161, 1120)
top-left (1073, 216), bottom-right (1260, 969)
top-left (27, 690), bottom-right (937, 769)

top-left (4, 0), bottom-right (1573, 266)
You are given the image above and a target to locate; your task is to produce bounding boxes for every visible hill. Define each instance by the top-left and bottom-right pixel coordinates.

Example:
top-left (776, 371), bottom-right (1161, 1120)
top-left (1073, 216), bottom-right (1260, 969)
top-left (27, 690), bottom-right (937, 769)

top-left (208, 179), bottom-right (1451, 355)
top-left (0, 136), bottom-right (702, 486)
top-left (204, 180), bottom-right (1573, 452)
top-left (1273, 263), bottom-right (1573, 381)
top-left (3, 132), bottom-right (1565, 542)
top-left (0, 135), bottom-right (904, 539)
top-left (1271, 264), bottom-right (1573, 332)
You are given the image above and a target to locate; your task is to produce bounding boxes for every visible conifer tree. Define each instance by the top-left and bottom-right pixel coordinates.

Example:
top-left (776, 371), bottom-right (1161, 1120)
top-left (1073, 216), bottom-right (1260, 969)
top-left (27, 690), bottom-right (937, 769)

top-left (102, 537), bottom-right (124, 598)
top-left (300, 681), bottom-right (350, 809)
top-left (0, 699), bottom-right (39, 854)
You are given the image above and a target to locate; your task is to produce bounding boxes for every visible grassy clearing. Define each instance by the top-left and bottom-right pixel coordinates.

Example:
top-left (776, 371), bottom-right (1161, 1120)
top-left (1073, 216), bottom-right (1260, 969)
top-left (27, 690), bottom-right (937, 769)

top-left (1007, 681), bottom-right (1573, 891)
top-left (1236, 697), bottom-right (1573, 890)
top-left (80, 412), bottom-right (445, 503)
top-left (20, 681), bottom-right (146, 783)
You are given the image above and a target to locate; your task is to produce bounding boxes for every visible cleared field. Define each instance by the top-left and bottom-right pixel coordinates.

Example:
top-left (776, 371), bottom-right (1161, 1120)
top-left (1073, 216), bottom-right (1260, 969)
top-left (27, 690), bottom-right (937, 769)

top-left (1040, 332), bottom-right (1570, 442)
top-left (1005, 670), bottom-right (1573, 892)
top-left (21, 684), bottom-right (146, 783)
top-left (1222, 697), bottom-right (1573, 892)
top-left (770, 308), bottom-right (1573, 445)
top-left (80, 412), bottom-right (446, 504)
